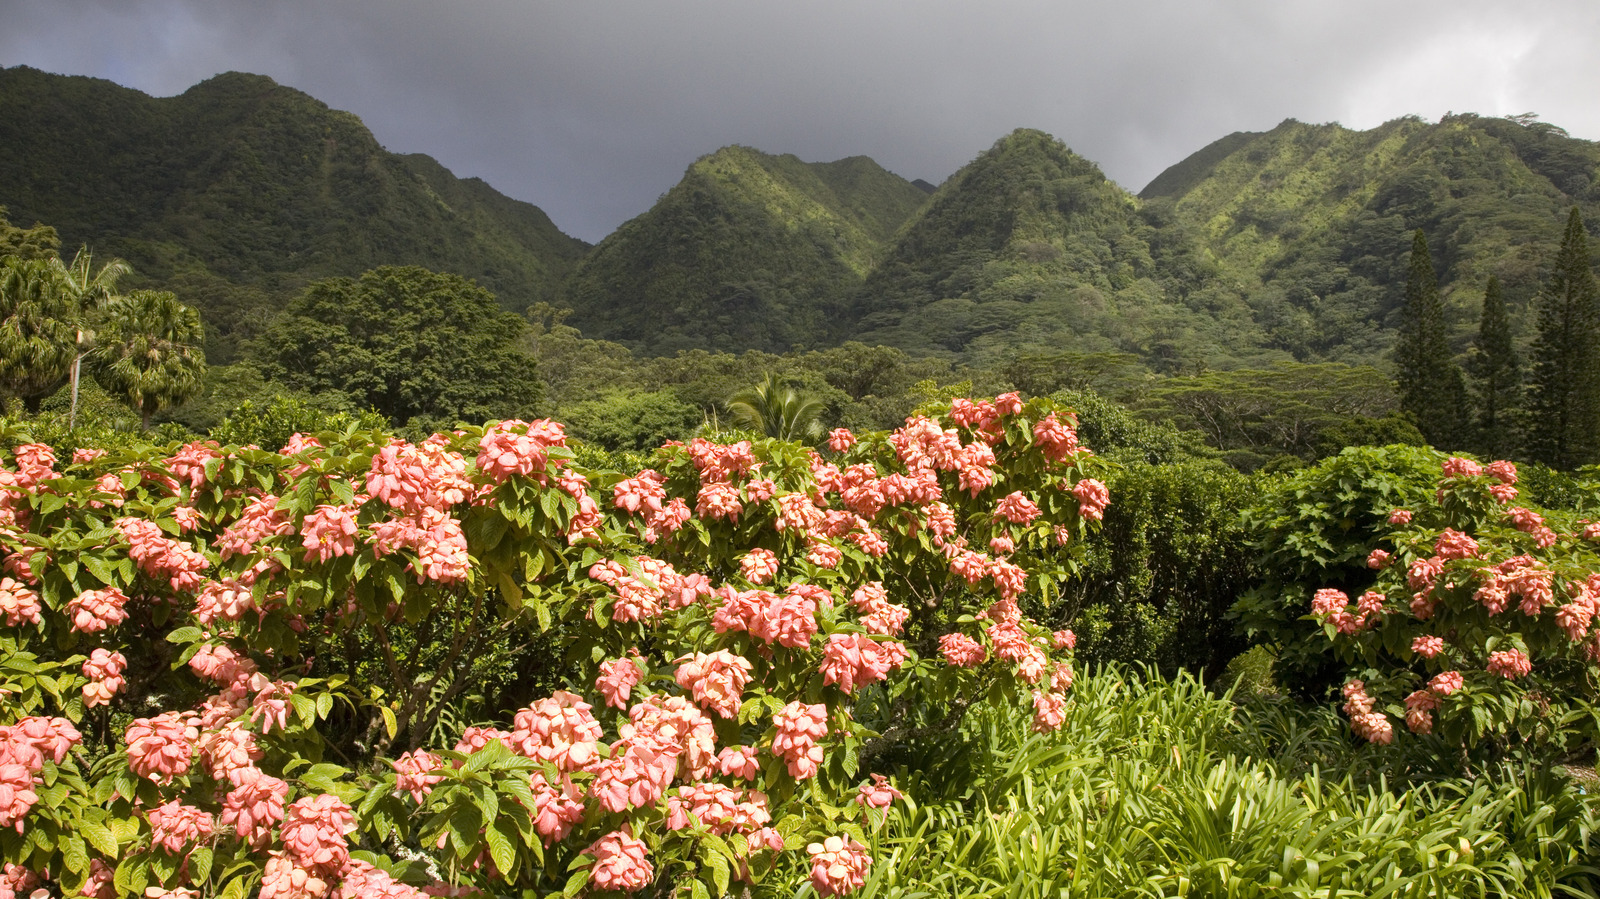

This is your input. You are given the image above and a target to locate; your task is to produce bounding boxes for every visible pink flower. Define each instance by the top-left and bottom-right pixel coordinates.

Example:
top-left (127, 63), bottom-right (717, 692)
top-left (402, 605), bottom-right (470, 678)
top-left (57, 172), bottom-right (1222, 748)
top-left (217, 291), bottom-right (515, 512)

top-left (1429, 671), bottom-right (1464, 695)
top-left (596, 655), bottom-right (644, 710)
top-left (65, 587), bottom-right (130, 633)
top-left (716, 746), bottom-right (759, 781)
top-left (740, 548), bottom-right (780, 585)
top-left (1388, 509), bottom-right (1413, 526)
top-left (509, 691), bottom-right (604, 773)
top-left (939, 633), bottom-right (987, 667)
top-left (749, 584), bottom-right (824, 649)
top-left (1031, 413), bottom-right (1080, 462)
top-left (221, 774), bottom-right (289, 848)
top-left (674, 651), bottom-right (754, 719)
top-left (125, 712), bottom-right (197, 784)
top-left (0, 578), bottom-right (40, 627)
top-left (476, 419), bottom-right (565, 483)
top-left (696, 482), bottom-right (744, 522)
top-left (280, 794), bottom-right (356, 876)
top-left (81, 648), bottom-right (127, 708)
top-left (1487, 648), bottom-right (1532, 679)
top-left (585, 828), bottom-right (654, 892)
top-left (808, 835), bottom-right (872, 897)
top-left (995, 491), bottom-right (1042, 525)
top-left (392, 750), bottom-right (444, 803)
top-left (147, 800), bottom-right (213, 854)
top-left (1366, 548), bottom-right (1391, 569)
top-left (855, 773), bottom-right (903, 812)
top-left (1442, 457), bottom-right (1484, 479)
top-left (259, 852), bottom-right (330, 899)
top-left (250, 680), bottom-right (297, 734)
top-left (1032, 691), bottom-right (1068, 732)
top-left (772, 701), bottom-right (829, 780)
top-left (0, 763), bottom-right (39, 833)
top-left (1403, 689), bottom-right (1438, 734)
top-left (1485, 460), bottom-right (1518, 484)
top-left (301, 504), bottom-right (358, 563)
top-left (195, 577), bottom-right (255, 626)
top-left (1412, 636), bottom-right (1445, 658)
top-left (820, 634), bottom-right (908, 694)
top-left (80, 859), bottom-right (115, 898)
top-left (530, 770), bottom-right (586, 845)
top-left (1434, 528), bottom-right (1480, 560)
top-left (453, 726), bottom-right (513, 756)
top-left (1072, 478), bottom-right (1109, 522)
top-left (851, 582), bottom-right (910, 636)
top-left (828, 429), bottom-right (857, 453)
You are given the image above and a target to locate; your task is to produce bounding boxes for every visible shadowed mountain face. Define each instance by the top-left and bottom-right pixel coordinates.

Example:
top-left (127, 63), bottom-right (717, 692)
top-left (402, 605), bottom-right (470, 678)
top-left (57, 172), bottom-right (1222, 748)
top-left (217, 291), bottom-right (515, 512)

top-left (0, 66), bottom-right (589, 361)
top-left (558, 145), bottom-right (930, 355)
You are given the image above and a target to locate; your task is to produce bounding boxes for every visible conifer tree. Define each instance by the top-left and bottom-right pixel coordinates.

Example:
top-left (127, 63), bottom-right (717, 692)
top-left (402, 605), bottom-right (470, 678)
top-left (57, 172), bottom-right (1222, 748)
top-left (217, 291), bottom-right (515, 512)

top-left (1468, 275), bottom-right (1521, 457)
top-left (1527, 207), bottom-right (1600, 469)
top-left (1393, 230), bottom-right (1468, 448)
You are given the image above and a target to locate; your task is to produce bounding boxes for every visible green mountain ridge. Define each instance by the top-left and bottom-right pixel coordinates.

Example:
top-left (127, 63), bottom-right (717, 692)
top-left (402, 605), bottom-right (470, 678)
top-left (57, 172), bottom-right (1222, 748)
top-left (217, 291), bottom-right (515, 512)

top-left (3, 65), bottom-right (1597, 382)
top-left (848, 128), bottom-right (1272, 370)
top-left (0, 66), bottom-right (589, 361)
top-left (560, 144), bottom-right (930, 355)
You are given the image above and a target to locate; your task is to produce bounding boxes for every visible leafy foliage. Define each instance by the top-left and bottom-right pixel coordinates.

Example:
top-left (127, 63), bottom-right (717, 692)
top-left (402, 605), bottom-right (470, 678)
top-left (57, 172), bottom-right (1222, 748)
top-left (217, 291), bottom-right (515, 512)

top-left (254, 266), bottom-right (542, 429)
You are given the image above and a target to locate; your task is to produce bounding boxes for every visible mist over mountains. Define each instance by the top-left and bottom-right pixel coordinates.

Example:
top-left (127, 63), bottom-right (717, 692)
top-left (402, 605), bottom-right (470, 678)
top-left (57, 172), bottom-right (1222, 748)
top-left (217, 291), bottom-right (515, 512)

top-left (2, 65), bottom-right (1596, 374)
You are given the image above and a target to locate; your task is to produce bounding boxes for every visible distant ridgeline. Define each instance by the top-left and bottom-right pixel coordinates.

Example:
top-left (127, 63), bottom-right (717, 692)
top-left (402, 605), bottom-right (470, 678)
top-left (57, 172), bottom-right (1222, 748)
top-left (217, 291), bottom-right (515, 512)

top-left (3, 65), bottom-right (1598, 374)
top-left (0, 66), bottom-right (590, 363)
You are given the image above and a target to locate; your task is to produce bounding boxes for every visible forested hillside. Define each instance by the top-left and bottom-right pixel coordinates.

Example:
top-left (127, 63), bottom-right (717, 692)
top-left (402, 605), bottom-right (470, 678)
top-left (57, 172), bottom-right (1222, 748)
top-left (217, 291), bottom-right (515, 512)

top-left (559, 146), bottom-right (929, 354)
top-left (1142, 114), bottom-right (1600, 362)
top-left (848, 129), bottom-right (1271, 371)
top-left (0, 66), bottom-right (589, 362)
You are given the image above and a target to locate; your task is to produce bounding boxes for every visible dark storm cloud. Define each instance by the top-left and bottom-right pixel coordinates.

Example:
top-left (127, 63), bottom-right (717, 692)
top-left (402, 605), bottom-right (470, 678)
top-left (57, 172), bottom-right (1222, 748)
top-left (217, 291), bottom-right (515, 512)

top-left (3, 0), bottom-right (1596, 241)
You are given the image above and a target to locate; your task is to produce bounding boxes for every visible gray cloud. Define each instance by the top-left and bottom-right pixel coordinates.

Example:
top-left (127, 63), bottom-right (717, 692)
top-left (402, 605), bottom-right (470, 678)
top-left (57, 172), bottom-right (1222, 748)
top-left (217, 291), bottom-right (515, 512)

top-left (3, 0), bottom-right (1596, 241)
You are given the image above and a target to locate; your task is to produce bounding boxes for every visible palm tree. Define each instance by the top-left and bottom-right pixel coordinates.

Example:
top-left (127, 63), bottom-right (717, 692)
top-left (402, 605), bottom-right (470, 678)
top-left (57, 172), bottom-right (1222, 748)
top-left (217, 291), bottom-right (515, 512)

top-left (93, 290), bottom-right (207, 429)
top-left (725, 372), bottom-right (826, 443)
top-left (0, 257), bottom-right (76, 411)
top-left (49, 246), bottom-right (131, 427)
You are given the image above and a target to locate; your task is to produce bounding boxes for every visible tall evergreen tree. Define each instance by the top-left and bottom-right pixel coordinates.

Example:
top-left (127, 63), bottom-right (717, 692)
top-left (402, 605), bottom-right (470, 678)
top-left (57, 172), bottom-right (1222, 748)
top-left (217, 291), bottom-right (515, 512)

top-left (1468, 275), bottom-right (1522, 457)
top-left (1393, 230), bottom-right (1468, 448)
top-left (1527, 207), bottom-right (1600, 469)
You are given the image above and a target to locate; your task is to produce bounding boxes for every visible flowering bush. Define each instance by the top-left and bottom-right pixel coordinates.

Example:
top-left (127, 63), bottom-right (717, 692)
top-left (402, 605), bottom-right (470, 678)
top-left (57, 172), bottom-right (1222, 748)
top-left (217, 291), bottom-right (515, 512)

top-left (1301, 454), bottom-right (1600, 761)
top-left (0, 394), bottom-right (1103, 896)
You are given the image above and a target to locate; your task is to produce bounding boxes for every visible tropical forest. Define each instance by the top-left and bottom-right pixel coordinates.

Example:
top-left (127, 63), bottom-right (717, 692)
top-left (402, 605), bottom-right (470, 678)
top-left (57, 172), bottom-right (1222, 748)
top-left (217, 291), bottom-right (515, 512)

top-left (2, 65), bottom-right (1600, 898)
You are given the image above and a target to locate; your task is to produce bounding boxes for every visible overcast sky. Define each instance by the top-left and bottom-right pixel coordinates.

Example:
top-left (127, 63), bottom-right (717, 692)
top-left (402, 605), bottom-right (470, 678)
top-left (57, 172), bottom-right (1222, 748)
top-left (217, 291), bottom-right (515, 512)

top-left (3, 0), bottom-right (1596, 243)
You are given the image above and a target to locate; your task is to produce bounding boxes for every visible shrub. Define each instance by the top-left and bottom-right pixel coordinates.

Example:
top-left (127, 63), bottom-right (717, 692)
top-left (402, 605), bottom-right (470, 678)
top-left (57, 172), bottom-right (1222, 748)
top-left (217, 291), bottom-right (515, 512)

top-left (0, 393), bottom-right (1106, 896)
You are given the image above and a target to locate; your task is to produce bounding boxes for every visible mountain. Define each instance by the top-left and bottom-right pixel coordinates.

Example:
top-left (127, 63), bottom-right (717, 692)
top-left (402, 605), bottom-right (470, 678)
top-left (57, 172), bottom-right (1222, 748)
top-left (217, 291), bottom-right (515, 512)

top-left (0, 66), bottom-right (589, 361)
top-left (558, 145), bottom-right (930, 355)
top-left (1140, 114), bottom-right (1600, 363)
top-left (846, 129), bottom-right (1272, 371)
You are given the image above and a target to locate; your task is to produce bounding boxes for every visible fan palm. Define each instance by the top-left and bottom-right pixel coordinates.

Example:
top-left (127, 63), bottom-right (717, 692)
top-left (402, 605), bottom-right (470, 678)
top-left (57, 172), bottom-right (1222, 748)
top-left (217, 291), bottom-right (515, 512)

top-left (49, 246), bottom-right (131, 427)
top-left (725, 372), bottom-right (827, 443)
top-left (93, 290), bottom-right (206, 429)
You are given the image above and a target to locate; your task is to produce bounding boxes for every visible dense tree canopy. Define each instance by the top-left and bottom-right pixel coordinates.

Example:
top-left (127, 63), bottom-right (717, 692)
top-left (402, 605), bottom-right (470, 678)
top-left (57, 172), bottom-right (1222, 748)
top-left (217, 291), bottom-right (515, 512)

top-left (255, 266), bottom-right (543, 428)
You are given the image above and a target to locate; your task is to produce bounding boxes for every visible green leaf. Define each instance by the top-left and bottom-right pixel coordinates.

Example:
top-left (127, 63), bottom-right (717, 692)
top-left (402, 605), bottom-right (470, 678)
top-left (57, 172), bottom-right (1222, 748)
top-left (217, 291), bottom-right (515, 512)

top-left (562, 868), bottom-right (591, 898)
top-left (381, 707), bottom-right (399, 739)
top-left (487, 817), bottom-right (519, 882)
top-left (189, 845), bottom-right (215, 884)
